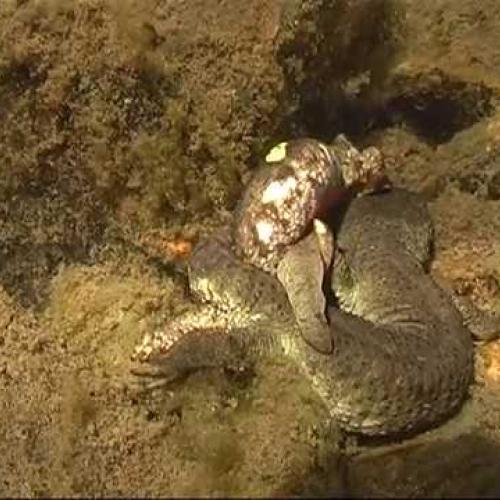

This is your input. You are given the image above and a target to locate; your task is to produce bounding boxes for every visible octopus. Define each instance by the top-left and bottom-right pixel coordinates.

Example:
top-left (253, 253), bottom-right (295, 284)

top-left (233, 135), bottom-right (390, 353)
top-left (131, 138), bottom-right (499, 437)
top-left (233, 135), bottom-right (389, 274)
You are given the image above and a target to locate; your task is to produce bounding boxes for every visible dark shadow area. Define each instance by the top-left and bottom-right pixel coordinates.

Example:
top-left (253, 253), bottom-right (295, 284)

top-left (293, 432), bottom-right (500, 498)
top-left (278, 64), bottom-right (496, 149)
top-left (275, 0), bottom-right (402, 143)
top-left (377, 72), bottom-right (495, 146)
top-left (274, 1), bottom-right (496, 148)
top-left (0, 178), bottom-right (109, 308)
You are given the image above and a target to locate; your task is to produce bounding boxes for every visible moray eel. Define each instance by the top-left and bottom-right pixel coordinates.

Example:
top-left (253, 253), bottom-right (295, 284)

top-left (132, 188), bottom-right (476, 438)
top-left (233, 136), bottom-right (389, 353)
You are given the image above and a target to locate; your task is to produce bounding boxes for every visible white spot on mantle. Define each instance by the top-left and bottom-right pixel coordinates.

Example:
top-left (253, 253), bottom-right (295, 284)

top-left (255, 220), bottom-right (274, 243)
top-left (261, 177), bottom-right (297, 204)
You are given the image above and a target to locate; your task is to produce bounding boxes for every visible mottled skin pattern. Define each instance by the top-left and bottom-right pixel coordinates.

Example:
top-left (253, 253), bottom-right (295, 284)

top-left (326, 189), bottom-right (474, 434)
top-left (233, 136), bottom-right (388, 353)
top-left (133, 189), bottom-right (476, 438)
top-left (234, 135), bottom-right (387, 275)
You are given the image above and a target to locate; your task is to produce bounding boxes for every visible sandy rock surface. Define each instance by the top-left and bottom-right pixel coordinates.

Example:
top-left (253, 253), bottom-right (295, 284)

top-left (1, 0), bottom-right (500, 496)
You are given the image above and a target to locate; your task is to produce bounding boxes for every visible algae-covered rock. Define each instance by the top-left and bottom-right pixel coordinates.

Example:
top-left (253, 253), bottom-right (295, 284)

top-left (1, 0), bottom-right (500, 497)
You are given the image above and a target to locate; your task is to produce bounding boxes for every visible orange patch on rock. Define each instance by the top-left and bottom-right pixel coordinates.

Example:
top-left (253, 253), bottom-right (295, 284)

top-left (164, 239), bottom-right (193, 259)
top-left (138, 231), bottom-right (194, 261)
